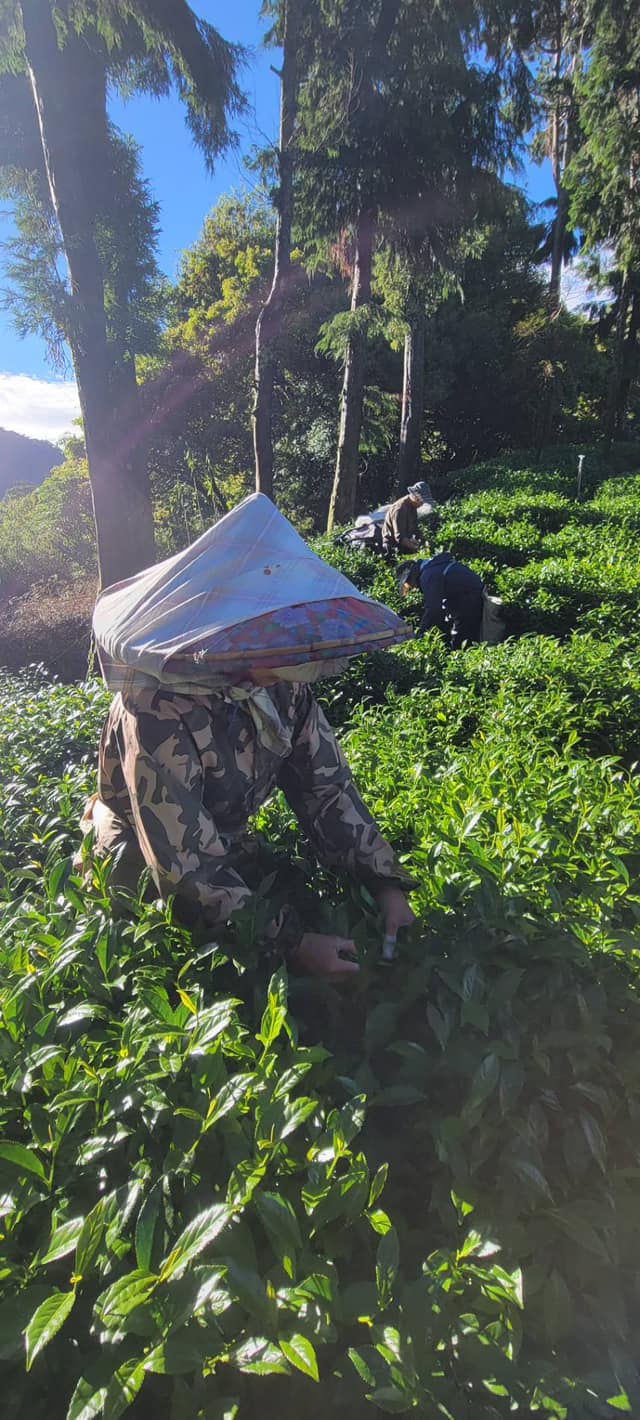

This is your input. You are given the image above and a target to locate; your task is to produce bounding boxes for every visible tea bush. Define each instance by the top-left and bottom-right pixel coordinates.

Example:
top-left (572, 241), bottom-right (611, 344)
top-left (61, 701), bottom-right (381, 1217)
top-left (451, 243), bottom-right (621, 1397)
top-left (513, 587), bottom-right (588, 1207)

top-left (320, 458), bottom-right (640, 642)
top-left (3, 452), bottom-right (640, 1420)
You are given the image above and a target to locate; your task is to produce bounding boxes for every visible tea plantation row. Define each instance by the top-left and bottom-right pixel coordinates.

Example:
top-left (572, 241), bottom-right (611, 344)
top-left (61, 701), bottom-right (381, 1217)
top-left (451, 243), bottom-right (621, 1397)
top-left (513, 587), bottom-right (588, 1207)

top-left (1, 456), bottom-right (640, 1420)
top-left (316, 448), bottom-right (640, 643)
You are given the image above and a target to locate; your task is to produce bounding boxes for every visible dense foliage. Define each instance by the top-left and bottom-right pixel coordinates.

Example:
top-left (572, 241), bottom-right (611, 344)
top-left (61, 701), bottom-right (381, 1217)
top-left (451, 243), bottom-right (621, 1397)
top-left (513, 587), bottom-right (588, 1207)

top-left (0, 464), bottom-right (96, 596)
top-left (137, 190), bottom-right (620, 533)
top-left (0, 0), bottom-right (637, 1401)
top-left (2, 455), bottom-right (640, 1418)
top-left (1, 0), bottom-right (638, 581)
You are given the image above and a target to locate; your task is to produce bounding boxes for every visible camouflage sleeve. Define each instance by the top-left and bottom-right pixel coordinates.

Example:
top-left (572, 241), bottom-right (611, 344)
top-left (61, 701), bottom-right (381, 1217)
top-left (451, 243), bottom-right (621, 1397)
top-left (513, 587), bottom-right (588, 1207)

top-left (278, 690), bottom-right (414, 891)
top-left (98, 703), bottom-right (125, 811)
top-left (116, 695), bottom-right (256, 929)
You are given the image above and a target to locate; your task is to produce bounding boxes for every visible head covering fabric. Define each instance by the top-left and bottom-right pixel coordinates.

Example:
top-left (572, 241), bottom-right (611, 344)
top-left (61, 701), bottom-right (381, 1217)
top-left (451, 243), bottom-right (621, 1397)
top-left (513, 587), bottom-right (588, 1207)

top-left (407, 481), bottom-right (433, 503)
top-left (93, 492), bottom-right (410, 697)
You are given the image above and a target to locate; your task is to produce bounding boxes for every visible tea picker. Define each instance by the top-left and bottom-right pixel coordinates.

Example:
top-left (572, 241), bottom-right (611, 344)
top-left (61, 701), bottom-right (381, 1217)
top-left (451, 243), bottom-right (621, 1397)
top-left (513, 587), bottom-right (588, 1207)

top-left (337, 481), bottom-right (437, 559)
top-left (382, 482), bottom-right (435, 560)
top-left (78, 494), bottom-right (417, 980)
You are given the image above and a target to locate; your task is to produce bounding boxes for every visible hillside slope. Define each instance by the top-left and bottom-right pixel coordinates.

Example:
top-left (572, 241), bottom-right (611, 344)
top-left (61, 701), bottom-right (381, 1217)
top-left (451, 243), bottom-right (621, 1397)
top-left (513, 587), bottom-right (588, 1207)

top-left (0, 427), bottom-right (63, 498)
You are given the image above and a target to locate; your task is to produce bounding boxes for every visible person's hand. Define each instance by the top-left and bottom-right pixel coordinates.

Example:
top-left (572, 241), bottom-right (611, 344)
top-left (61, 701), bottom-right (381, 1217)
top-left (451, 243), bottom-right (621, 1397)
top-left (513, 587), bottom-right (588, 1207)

top-left (374, 884), bottom-right (416, 937)
top-left (292, 933), bottom-right (359, 977)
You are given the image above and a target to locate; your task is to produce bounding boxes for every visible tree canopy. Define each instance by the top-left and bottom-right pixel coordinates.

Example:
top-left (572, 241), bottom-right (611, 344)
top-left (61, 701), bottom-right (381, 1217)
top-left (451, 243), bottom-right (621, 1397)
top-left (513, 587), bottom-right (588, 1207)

top-left (0, 0), bottom-right (638, 546)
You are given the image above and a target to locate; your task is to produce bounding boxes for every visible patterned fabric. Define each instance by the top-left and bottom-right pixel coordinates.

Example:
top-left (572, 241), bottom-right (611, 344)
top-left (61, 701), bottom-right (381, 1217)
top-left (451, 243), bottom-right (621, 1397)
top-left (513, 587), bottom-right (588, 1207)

top-left (88, 680), bottom-right (413, 951)
top-left (166, 596), bottom-right (408, 677)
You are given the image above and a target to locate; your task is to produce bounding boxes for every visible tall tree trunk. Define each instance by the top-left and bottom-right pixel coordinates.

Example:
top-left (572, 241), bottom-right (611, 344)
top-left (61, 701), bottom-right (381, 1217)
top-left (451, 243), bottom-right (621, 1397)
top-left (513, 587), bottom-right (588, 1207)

top-left (21, 0), bottom-right (155, 588)
top-left (548, 86), bottom-right (567, 317)
top-left (327, 209), bottom-right (375, 531)
top-left (325, 0), bottom-right (402, 531)
top-left (604, 271), bottom-right (631, 445)
top-left (537, 317), bottom-right (560, 455)
top-left (538, 2), bottom-right (568, 454)
top-left (616, 286), bottom-right (640, 437)
top-left (548, 0), bottom-right (570, 318)
top-left (253, 0), bottom-right (298, 499)
top-left (397, 305), bottom-right (425, 492)
top-left (549, 182), bottom-right (570, 317)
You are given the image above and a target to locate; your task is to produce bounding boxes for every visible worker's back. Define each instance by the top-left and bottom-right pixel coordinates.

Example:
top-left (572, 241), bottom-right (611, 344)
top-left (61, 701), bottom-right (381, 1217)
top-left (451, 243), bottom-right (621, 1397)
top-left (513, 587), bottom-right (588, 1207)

top-left (383, 495), bottom-right (418, 549)
top-left (424, 553), bottom-right (482, 610)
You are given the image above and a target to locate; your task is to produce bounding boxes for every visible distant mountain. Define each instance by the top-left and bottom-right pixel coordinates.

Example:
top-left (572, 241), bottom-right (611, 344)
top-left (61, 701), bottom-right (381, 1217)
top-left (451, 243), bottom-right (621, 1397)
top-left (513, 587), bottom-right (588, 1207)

top-left (0, 428), bottom-right (63, 499)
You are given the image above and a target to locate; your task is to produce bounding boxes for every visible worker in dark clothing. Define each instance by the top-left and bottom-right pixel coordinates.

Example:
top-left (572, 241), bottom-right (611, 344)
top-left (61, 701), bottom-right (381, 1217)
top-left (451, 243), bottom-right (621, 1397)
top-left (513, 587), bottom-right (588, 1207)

top-left (397, 553), bottom-right (484, 649)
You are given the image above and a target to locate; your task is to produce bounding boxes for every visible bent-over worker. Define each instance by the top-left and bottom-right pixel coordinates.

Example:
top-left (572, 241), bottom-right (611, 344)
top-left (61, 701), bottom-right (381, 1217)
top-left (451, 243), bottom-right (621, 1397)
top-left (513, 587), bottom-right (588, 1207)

top-left (78, 492), bottom-right (418, 981)
top-left (81, 682), bottom-right (415, 979)
top-left (398, 552), bottom-right (484, 649)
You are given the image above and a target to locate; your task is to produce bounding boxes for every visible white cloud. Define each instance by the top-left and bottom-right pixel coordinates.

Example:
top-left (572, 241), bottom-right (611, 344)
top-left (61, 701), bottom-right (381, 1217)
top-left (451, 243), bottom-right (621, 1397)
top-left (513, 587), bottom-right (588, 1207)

top-left (0, 373), bottom-right (81, 443)
top-left (562, 257), bottom-right (614, 314)
top-left (561, 264), bottom-right (595, 313)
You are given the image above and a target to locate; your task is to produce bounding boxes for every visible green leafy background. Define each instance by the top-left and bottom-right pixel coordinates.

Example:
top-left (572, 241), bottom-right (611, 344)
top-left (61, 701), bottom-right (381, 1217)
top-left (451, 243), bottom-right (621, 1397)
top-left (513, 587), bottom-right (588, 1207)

top-left (1, 453), bottom-right (640, 1419)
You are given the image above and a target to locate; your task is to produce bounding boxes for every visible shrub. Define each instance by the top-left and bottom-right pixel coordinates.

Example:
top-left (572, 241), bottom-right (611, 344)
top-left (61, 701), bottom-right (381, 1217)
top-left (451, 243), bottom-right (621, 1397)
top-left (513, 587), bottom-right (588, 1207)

top-left (0, 580), bottom-right (95, 681)
top-left (316, 465), bottom-right (640, 642)
top-left (4, 451), bottom-right (640, 1419)
top-left (0, 468), bottom-right (96, 596)
top-left (4, 648), bottom-right (640, 1418)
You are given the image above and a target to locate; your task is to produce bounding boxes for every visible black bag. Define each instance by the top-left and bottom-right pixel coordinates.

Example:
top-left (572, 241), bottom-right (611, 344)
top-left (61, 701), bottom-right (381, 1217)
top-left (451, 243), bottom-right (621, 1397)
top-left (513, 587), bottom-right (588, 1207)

top-left (337, 520), bottom-right (384, 554)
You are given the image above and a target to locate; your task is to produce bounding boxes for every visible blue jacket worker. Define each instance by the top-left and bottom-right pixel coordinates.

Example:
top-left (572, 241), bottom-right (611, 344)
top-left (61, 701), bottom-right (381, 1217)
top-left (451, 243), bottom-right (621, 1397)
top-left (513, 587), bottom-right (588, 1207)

top-left (397, 553), bottom-right (484, 649)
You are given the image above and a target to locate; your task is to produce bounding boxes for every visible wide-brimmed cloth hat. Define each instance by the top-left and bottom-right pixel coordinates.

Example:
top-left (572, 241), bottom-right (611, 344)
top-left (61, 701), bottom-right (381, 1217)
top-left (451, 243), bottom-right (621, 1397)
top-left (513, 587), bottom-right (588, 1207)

top-left (93, 492), bottom-right (412, 697)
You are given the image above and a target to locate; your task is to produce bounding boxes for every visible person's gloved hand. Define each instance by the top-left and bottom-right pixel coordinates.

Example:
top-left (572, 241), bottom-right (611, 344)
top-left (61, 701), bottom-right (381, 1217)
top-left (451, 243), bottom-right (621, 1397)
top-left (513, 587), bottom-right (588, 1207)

top-left (292, 933), bottom-right (359, 977)
top-left (374, 884), bottom-right (416, 937)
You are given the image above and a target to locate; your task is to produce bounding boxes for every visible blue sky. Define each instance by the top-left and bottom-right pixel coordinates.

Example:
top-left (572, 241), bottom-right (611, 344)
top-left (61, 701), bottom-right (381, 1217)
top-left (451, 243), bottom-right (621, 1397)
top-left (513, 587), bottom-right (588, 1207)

top-left (0, 2), bottom-right (553, 442)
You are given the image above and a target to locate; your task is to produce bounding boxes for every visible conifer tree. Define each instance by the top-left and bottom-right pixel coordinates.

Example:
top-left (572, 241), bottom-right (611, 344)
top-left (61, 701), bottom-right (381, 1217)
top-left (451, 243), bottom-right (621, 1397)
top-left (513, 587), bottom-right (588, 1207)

top-left (566, 0), bottom-right (640, 441)
top-left (0, 0), bottom-right (241, 584)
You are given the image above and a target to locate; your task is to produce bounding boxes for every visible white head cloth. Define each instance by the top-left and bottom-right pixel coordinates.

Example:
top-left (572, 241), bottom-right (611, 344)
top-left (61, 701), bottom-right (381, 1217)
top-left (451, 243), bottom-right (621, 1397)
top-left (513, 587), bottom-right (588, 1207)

top-left (93, 493), bottom-right (409, 701)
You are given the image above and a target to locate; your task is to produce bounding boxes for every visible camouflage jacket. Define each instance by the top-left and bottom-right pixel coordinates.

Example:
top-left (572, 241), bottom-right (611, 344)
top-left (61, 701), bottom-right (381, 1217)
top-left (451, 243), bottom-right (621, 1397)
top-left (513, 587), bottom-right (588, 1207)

top-left (96, 680), bottom-right (412, 948)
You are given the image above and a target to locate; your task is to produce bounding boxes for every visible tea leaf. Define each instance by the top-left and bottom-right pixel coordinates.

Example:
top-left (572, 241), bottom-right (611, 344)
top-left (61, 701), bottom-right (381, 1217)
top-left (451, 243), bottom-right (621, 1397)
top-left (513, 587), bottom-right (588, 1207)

top-left (134, 1185), bottom-right (163, 1272)
top-left (41, 1217), bottom-right (85, 1265)
top-left (376, 1226), bottom-right (399, 1307)
top-left (465, 1054), bottom-right (500, 1113)
top-left (369, 1163), bottom-right (389, 1208)
top-left (579, 1111), bottom-right (607, 1172)
top-left (280, 1333), bottom-right (319, 1381)
top-left (160, 1204), bottom-right (230, 1281)
top-left (103, 1359), bottom-right (146, 1420)
top-left (232, 1336), bottom-right (289, 1375)
top-left (0, 1142), bottom-right (47, 1182)
top-left (25, 1289), bottom-right (76, 1369)
top-left (66, 1377), bottom-right (108, 1420)
top-left (367, 1388), bottom-right (413, 1413)
top-left (76, 1196), bottom-right (111, 1278)
top-left (255, 1191), bottom-right (302, 1275)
